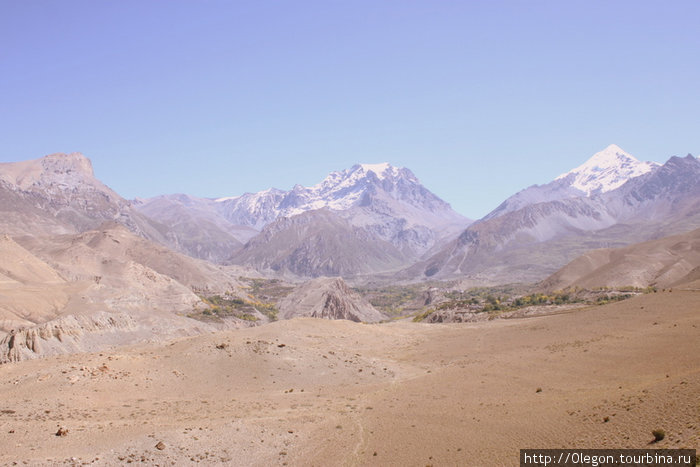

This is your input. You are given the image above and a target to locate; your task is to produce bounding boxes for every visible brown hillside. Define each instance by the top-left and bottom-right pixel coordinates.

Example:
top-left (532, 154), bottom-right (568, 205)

top-left (542, 227), bottom-right (700, 290)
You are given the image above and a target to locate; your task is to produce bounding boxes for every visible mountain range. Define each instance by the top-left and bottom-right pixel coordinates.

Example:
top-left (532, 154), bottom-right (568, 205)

top-left (135, 162), bottom-right (471, 272)
top-left (411, 145), bottom-right (700, 284)
top-left (1, 144), bottom-right (699, 362)
top-left (3, 145), bottom-right (699, 285)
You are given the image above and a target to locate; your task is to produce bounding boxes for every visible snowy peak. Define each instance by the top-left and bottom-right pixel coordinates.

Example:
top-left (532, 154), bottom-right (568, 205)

top-left (195, 161), bottom-right (470, 255)
top-left (309, 162), bottom-right (452, 217)
top-left (481, 144), bottom-right (663, 221)
top-left (314, 162), bottom-right (406, 191)
top-left (356, 162), bottom-right (400, 180)
top-left (307, 163), bottom-right (421, 209)
top-left (555, 144), bottom-right (660, 195)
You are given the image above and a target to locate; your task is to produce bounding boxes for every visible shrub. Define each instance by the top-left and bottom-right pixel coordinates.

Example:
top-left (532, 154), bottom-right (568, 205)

top-left (412, 309), bottom-right (435, 322)
top-left (652, 429), bottom-right (665, 442)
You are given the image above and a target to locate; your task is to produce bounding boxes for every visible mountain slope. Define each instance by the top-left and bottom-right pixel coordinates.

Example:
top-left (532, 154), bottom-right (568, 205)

top-left (541, 227), bottom-right (700, 290)
top-left (16, 222), bottom-right (247, 294)
top-left (133, 194), bottom-right (254, 262)
top-left (0, 152), bottom-right (172, 247)
top-left (0, 235), bottom-right (75, 330)
top-left (230, 209), bottom-right (409, 278)
top-left (605, 154), bottom-right (700, 223)
top-left (0, 225), bottom-right (208, 333)
top-left (0, 222), bottom-right (257, 362)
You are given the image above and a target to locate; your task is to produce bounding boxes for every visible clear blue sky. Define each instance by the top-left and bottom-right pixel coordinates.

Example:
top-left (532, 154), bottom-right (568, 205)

top-left (1, 1), bottom-right (698, 219)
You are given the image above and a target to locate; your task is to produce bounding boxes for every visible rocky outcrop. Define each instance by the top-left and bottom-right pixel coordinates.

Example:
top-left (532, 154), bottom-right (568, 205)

top-left (0, 152), bottom-right (172, 249)
top-left (277, 277), bottom-right (386, 323)
top-left (0, 310), bottom-right (216, 364)
top-left (0, 312), bottom-right (137, 363)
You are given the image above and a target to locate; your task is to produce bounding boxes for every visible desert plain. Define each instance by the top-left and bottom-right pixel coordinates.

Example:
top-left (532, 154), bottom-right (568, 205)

top-left (1, 289), bottom-right (698, 466)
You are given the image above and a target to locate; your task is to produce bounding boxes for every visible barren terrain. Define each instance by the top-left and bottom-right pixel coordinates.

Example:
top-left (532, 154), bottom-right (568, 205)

top-left (1, 290), bottom-right (698, 466)
top-left (542, 227), bottom-right (700, 290)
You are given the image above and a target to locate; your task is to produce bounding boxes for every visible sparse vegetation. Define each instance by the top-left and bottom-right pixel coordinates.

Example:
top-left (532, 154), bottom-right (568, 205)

top-left (595, 293), bottom-right (633, 305)
top-left (189, 278), bottom-right (296, 323)
top-left (241, 277), bottom-right (294, 303)
top-left (190, 294), bottom-right (263, 322)
top-left (409, 283), bottom-right (641, 322)
top-left (412, 309), bottom-right (435, 322)
top-left (354, 284), bottom-right (423, 316)
top-left (203, 295), bottom-right (259, 321)
top-left (652, 428), bottom-right (666, 442)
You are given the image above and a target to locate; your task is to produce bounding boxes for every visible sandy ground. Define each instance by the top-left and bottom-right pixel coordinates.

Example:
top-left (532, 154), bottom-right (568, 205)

top-left (0, 290), bottom-right (698, 466)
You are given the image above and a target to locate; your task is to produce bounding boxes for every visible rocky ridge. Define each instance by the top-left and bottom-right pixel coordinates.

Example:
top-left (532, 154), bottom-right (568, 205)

top-left (277, 277), bottom-right (386, 322)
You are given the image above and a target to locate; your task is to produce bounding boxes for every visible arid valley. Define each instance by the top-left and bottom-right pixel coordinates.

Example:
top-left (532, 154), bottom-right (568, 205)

top-left (2, 141), bottom-right (700, 466)
top-left (1, 288), bottom-right (698, 465)
top-left (3, 3), bottom-right (700, 464)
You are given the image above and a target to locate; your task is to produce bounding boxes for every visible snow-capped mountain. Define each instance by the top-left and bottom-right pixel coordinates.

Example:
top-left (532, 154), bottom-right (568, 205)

top-left (138, 163), bottom-right (471, 262)
top-left (407, 153), bottom-right (700, 284)
top-left (214, 163), bottom-right (461, 228)
top-left (554, 144), bottom-right (660, 195)
top-left (484, 144), bottom-right (660, 220)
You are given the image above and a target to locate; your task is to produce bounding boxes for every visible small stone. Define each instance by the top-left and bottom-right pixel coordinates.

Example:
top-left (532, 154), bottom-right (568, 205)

top-left (155, 441), bottom-right (166, 450)
top-left (55, 427), bottom-right (68, 437)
